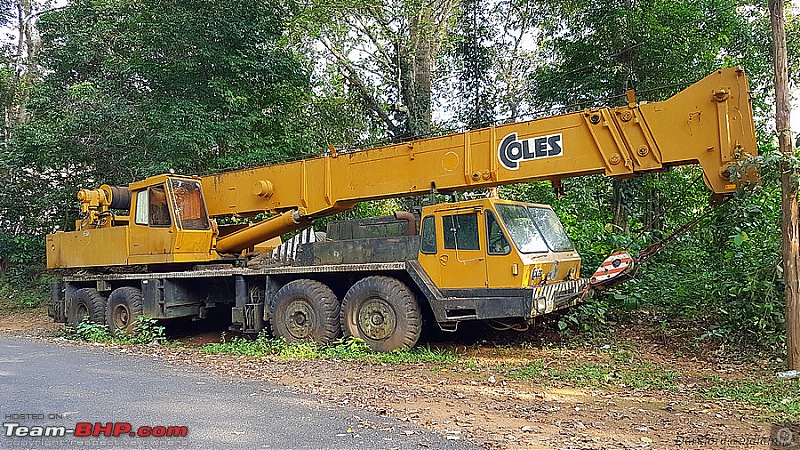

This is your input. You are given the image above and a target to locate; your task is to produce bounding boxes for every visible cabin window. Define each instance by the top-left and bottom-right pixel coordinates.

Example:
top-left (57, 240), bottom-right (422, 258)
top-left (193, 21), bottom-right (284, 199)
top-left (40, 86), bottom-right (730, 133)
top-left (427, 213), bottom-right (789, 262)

top-left (527, 207), bottom-right (573, 252)
top-left (486, 210), bottom-right (511, 255)
top-left (170, 179), bottom-right (210, 230)
top-left (495, 204), bottom-right (547, 253)
top-left (420, 215), bottom-right (436, 254)
top-left (442, 213), bottom-right (480, 251)
top-left (148, 184), bottom-right (172, 227)
top-left (134, 190), bottom-right (148, 225)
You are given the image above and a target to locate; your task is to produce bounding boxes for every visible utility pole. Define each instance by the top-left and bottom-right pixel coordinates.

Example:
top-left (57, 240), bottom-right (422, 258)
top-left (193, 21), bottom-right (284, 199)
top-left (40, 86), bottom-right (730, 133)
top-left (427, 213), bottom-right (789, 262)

top-left (769, 0), bottom-right (799, 370)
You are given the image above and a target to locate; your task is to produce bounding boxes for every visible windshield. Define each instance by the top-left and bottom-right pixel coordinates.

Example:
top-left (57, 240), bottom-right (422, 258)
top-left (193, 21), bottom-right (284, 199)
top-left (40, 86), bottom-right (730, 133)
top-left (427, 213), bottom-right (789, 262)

top-left (528, 207), bottom-right (574, 252)
top-left (170, 179), bottom-right (210, 230)
top-left (495, 204), bottom-right (548, 253)
top-left (495, 204), bottom-right (574, 253)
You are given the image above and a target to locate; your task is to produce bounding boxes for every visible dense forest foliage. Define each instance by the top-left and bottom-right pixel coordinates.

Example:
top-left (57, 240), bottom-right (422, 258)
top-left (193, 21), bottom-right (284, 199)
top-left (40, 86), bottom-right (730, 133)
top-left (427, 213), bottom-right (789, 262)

top-left (0, 0), bottom-right (798, 353)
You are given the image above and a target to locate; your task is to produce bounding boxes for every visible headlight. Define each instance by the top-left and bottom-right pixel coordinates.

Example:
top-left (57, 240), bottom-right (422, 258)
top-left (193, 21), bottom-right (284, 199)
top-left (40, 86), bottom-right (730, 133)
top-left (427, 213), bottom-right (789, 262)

top-left (535, 297), bottom-right (547, 313)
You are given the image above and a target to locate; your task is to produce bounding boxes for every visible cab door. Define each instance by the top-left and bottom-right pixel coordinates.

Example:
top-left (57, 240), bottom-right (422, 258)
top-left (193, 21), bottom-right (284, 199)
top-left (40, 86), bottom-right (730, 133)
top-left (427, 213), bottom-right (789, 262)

top-left (128, 184), bottom-right (177, 264)
top-left (484, 209), bottom-right (523, 288)
top-left (436, 209), bottom-right (487, 289)
top-left (416, 214), bottom-right (441, 284)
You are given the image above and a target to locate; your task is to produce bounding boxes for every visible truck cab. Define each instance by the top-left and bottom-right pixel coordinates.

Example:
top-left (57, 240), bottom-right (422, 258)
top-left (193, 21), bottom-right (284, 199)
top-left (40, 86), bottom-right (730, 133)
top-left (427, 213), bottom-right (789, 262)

top-left (126, 175), bottom-right (216, 265)
top-left (416, 198), bottom-right (582, 290)
top-left (46, 174), bottom-right (218, 269)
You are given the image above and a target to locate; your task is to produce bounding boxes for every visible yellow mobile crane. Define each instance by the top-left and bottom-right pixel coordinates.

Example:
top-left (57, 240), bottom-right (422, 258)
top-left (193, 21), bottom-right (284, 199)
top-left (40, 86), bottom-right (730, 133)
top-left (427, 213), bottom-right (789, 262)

top-left (47, 68), bottom-right (757, 350)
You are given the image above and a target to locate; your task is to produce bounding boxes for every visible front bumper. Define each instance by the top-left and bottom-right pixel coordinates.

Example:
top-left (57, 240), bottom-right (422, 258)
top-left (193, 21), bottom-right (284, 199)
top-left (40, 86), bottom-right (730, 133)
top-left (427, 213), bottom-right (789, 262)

top-left (433, 278), bottom-right (590, 322)
top-left (529, 278), bottom-right (590, 316)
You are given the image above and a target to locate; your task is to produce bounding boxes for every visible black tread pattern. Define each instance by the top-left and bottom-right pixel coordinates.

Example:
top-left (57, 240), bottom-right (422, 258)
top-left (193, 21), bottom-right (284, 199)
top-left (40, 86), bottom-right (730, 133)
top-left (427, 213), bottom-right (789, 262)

top-left (106, 286), bottom-right (144, 336)
top-left (269, 279), bottom-right (341, 344)
top-left (68, 288), bottom-right (107, 326)
top-left (341, 276), bottom-right (422, 352)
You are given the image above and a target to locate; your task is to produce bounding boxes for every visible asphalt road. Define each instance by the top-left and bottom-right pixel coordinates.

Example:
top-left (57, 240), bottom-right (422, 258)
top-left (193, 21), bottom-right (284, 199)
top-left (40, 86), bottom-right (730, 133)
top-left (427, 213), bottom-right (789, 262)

top-left (0, 337), bottom-right (478, 450)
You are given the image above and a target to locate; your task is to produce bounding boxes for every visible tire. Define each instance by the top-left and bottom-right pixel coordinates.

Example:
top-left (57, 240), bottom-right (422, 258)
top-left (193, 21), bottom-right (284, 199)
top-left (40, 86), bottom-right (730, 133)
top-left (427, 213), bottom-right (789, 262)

top-left (106, 286), bottom-right (144, 336)
top-left (67, 288), bottom-right (107, 327)
top-left (270, 279), bottom-right (341, 344)
top-left (341, 276), bottom-right (422, 352)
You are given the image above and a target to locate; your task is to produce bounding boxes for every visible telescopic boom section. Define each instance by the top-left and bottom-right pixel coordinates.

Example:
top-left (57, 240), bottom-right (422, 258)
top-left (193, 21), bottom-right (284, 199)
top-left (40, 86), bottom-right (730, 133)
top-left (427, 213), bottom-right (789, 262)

top-left (205, 68), bottom-right (757, 254)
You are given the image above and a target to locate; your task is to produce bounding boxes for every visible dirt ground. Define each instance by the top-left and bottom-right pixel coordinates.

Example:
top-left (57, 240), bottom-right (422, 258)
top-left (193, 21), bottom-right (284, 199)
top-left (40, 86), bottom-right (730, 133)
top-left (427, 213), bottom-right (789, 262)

top-left (0, 308), bottom-right (787, 450)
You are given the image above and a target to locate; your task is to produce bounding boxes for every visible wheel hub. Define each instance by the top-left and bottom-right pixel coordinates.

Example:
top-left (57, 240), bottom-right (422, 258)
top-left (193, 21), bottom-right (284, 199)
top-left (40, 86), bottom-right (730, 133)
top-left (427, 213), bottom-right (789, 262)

top-left (112, 304), bottom-right (130, 329)
top-left (357, 298), bottom-right (396, 341)
top-left (76, 304), bottom-right (88, 323)
top-left (285, 301), bottom-right (315, 339)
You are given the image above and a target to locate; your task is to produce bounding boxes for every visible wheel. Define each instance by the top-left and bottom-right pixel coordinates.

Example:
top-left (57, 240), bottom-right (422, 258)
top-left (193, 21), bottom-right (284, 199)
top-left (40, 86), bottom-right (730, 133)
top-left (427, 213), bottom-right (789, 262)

top-left (67, 288), bottom-right (107, 327)
top-left (341, 276), bottom-right (422, 352)
top-left (270, 279), bottom-right (341, 344)
top-left (106, 286), bottom-right (144, 336)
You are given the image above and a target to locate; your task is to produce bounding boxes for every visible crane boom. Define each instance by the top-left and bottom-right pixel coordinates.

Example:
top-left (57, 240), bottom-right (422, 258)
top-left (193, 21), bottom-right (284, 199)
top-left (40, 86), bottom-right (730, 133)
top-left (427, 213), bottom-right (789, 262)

top-left (204, 67), bottom-right (756, 253)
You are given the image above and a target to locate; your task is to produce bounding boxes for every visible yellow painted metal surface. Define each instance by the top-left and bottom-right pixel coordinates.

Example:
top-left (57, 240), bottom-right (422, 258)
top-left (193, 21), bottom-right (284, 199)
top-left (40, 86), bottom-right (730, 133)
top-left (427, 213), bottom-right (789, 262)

top-left (416, 198), bottom-right (584, 289)
top-left (49, 68), bottom-right (758, 269)
top-left (126, 178), bottom-right (218, 263)
top-left (127, 221), bottom-right (175, 263)
top-left (202, 68), bottom-right (756, 230)
top-left (430, 201), bottom-right (488, 289)
top-left (215, 209), bottom-right (310, 254)
top-left (47, 176), bottom-right (218, 268)
top-left (46, 224), bottom-right (219, 268)
top-left (129, 174), bottom-right (173, 191)
top-left (253, 236), bottom-right (283, 253)
top-left (47, 227), bottom-right (130, 268)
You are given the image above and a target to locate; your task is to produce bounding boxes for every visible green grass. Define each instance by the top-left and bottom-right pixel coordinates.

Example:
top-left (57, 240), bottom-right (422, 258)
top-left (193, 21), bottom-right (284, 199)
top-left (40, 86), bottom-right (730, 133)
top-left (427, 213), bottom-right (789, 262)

top-left (200, 335), bottom-right (458, 365)
top-left (507, 359), bottom-right (679, 390)
top-left (64, 316), bottom-right (166, 345)
top-left (701, 376), bottom-right (800, 422)
top-left (501, 347), bottom-right (798, 421)
top-left (371, 345), bottom-right (457, 365)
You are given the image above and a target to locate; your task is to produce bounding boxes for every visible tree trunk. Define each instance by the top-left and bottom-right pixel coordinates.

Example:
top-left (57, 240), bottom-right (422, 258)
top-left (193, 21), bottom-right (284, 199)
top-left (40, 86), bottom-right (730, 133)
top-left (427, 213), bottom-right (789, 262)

top-left (769, 0), bottom-right (799, 370)
top-left (612, 179), bottom-right (629, 234)
top-left (644, 174), bottom-right (665, 232)
top-left (4, 0), bottom-right (41, 140)
top-left (401, 6), bottom-right (433, 137)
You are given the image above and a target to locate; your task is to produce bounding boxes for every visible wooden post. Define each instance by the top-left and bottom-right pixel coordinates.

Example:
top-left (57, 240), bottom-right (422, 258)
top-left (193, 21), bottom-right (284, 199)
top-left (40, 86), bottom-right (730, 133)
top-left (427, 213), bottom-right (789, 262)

top-left (769, 0), bottom-right (799, 370)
